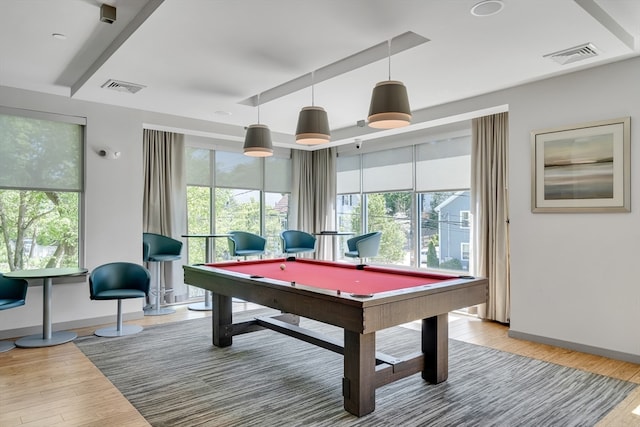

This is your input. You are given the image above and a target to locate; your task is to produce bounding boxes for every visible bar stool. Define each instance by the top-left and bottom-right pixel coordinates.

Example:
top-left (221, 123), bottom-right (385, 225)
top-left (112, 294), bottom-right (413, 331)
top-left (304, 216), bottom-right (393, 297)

top-left (345, 231), bottom-right (382, 267)
top-left (143, 232), bottom-right (182, 316)
top-left (0, 274), bottom-right (28, 352)
top-left (227, 231), bottom-right (266, 260)
top-left (281, 230), bottom-right (317, 259)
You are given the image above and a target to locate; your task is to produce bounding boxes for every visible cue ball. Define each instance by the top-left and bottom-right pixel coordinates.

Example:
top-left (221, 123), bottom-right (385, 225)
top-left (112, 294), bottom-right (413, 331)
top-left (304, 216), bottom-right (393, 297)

top-left (280, 263), bottom-right (286, 270)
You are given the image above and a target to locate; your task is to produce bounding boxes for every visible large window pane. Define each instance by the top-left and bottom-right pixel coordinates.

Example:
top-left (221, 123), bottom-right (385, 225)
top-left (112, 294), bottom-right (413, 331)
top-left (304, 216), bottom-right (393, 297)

top-left (0, 190), bottom-right (79, 271)
top-left (337, 155), bottom-right (361, 194)
top-left (0, 111), bottom-right (83, 271)
top-left (265, 192), bottom-right (289, 257)
top-left (366, 192), bottom-right (413, 265)
top-left (215, 151), bottom-right (261, 189)
top-left (215, 188), bottom-right (261, 258)
top-left (362, 147), bottom-right (413, 192)
top-left (416, 136), bottom-right (470, 192)
top-left (0, 114), bottom-right (83, 191)
top-left (185, 186), bottom-right (212, 264)
top-left (186, 147), bottom-right (210, 186)
top-left (418, 191), bottom-right (470, 272)
top-left (265, 157), bottom-right (291, 193)
top-left (336, 194), bottom-right (361, 260)
top-left (185, 185), bottom-right (211, 299)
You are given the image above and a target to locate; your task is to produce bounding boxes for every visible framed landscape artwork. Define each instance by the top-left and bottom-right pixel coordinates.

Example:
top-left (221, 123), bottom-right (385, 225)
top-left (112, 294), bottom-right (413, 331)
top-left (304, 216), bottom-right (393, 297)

top-left (531, 117), bottom-right (630, 213)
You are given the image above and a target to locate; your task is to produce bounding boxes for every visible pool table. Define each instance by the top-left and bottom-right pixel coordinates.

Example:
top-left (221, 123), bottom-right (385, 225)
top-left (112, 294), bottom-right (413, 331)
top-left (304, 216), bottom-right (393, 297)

top-left (183, 258), bottom-right (488, 417)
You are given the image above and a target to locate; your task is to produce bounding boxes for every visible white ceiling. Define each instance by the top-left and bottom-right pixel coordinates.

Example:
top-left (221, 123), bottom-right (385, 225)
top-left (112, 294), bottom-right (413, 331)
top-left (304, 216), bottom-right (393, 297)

top-left (1, 0), bottom-right (639, 149)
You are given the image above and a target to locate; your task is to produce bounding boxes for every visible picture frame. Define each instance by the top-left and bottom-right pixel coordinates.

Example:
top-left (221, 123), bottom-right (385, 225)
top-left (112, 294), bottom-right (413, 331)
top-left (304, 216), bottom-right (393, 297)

top-left (531, 117), bottom-right (630, 213)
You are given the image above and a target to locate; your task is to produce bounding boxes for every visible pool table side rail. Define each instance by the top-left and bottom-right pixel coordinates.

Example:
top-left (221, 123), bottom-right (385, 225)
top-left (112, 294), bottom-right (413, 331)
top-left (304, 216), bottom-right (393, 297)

top-left (183, 264), bottom-right (488, 333)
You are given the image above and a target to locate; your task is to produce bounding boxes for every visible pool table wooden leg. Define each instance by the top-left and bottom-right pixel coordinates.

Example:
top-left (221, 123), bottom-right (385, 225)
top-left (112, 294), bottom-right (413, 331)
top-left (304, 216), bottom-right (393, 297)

top-left (212, 293), bottom-right (232, 347)
top-left (343, 330), bottom-right (376, 417)
top-left (422, 313), bottom-right (449, 383)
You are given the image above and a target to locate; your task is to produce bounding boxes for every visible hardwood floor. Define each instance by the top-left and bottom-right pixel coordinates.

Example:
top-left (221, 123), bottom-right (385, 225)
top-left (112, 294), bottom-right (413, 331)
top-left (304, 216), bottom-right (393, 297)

top-left (1, 305), bottom-right (638, 426)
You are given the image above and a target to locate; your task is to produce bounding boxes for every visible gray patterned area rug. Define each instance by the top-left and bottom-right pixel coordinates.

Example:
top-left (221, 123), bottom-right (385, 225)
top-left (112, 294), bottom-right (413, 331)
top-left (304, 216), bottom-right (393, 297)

top-left (75, 309), bottom-right (636, 427)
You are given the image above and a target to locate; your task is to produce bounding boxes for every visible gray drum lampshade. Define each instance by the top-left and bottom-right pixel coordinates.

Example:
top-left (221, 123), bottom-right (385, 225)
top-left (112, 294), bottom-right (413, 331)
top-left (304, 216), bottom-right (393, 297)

top-left (243, 124), bottom-right (273, 157)
top-left (295, 106), bottom-right (331, 145)
top-left (367, 80), bottom-right (412, 129)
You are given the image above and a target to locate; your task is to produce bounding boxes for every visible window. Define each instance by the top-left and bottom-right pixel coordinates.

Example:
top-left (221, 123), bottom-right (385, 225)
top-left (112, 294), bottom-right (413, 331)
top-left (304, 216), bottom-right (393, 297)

top-left (366, 192), bottom-right (412, 265)
top-left (265, 192), bottom-right (288, 257)
top-left (185, 144), bottom-right (291, 263)
top-left (337, 133), bottom-right (471, 272)
top-left (185, 147), bottom-right (212, 264)
top-left (461, 242), bottom-right (470, 261)
top-left (0, 109), bottom-right (84, 271)
top-left (460, 210), bottom-right (470, 229)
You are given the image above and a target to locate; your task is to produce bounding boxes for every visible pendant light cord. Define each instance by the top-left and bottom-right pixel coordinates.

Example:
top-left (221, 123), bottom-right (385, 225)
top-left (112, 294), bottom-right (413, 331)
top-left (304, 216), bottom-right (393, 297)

top-left (387, 39), bottom-right (392, 80)
top-left (311, 71), bottom-right (315, 106)
top-left (257, 93), bottom-right (261, 123)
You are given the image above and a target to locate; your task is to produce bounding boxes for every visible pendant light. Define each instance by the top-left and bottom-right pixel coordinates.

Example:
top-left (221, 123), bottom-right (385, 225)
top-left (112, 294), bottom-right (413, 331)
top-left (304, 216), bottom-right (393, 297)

top-left (295, 72), bottom-right (331, 145)
top-left (243, 94), bottom-right (273, 157)
top-left (367, 40), bottom-right (412, 129)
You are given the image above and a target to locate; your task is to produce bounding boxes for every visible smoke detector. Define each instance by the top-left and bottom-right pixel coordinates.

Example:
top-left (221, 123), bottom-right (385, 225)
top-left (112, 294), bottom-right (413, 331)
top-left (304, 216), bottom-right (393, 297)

top-left (544, 43), bottom-right (599, 65)
top-left (101, 79), bottom-right (146, 94)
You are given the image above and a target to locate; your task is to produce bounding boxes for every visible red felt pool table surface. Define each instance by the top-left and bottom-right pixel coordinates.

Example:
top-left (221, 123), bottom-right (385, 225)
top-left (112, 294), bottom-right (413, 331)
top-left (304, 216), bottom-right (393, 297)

top-left (204, 258), bottom-right (458, 295)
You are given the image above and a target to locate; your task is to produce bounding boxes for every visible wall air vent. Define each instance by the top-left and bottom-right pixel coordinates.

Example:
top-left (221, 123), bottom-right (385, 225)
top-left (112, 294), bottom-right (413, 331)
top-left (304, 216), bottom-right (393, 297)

top-left (101, 79), bottom-right (146, 94)
top-left (543, 43), bottom-right (599, 65)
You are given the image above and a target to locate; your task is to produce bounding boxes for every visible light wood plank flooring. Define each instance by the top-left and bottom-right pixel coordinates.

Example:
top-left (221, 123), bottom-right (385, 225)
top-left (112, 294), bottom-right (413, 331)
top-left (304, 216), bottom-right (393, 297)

top-left (1, 305), bottom-right (638, 426)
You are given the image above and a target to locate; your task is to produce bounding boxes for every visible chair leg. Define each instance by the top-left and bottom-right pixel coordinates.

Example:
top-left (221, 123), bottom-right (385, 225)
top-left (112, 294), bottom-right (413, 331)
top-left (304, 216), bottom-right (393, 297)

top-left (95, 299), bottom-right (144, 337)
top-left (144, 261), bottom-right (175, 316)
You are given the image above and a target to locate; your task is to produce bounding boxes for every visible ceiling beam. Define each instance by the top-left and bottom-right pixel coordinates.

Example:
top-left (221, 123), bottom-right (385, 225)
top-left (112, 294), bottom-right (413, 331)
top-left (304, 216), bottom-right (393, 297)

top-left (239, 31), bottom-right (429, 107)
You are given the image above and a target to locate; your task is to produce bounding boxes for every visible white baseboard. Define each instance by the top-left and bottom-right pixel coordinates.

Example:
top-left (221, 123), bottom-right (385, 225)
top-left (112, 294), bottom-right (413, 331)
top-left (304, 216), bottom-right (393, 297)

top-left (508, 330), bottom-right (640, 365)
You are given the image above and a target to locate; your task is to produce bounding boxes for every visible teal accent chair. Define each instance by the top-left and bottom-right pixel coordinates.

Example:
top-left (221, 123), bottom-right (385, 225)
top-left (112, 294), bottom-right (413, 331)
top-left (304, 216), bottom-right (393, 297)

top-left (280, 230), bottom-right (317, 258)
top-left (143, 232), bottom-right (183, 316)
top-left (344, 231), bottom-right (382, 266)
top-left (0, 274), bottom-right (28, 352)
top-left (227, 231), bottom-right (266, 259)
top-left (90, 262), bottom-right (150, 337)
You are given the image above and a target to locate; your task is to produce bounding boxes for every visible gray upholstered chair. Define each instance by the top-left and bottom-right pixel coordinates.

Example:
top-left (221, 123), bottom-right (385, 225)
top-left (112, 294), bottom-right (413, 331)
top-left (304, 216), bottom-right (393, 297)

top-left (0, 274), bottom-right (28, 352)
top-left (227, 231), bottom-right (266, 259)
top-left (143, 232), bottom-right (182, 315)
top-left (344, 231), bottom-right (382, 266)
top-left (89, 262), bottom-right (150, 337)
top-left (280, 230), bottom-right (316, 258)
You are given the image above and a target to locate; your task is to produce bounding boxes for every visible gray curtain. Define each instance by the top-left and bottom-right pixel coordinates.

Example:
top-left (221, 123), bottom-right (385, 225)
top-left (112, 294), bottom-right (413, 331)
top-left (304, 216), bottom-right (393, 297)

top-left (143, 129), bottom-right (186, 302)
top-left (471, 112), bottom-right (510, 323)
top-left (291, 148), bottom-right (337, 260)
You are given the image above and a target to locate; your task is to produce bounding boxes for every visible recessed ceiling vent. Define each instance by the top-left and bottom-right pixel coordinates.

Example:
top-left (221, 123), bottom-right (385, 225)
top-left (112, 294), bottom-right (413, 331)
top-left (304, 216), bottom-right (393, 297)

top-left (544, 43), bottom-right (599, 65)
top-left (101, 79), bottom-right (146, 94)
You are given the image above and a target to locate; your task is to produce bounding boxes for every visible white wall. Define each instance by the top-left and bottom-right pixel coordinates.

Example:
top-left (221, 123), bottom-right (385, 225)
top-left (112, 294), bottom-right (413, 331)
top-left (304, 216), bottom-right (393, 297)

top-left (507, 59), bottom-right (640, 361)
top-left (410, 57), bottom-right (640, 361)
top-left (1, 56), bottom-right (639, 361)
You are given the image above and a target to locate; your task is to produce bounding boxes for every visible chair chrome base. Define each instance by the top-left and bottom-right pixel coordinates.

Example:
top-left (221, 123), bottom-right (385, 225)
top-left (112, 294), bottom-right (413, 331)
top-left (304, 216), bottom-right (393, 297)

top-left (15, 331), bottom-right (77, 348)
top-left (144, 305), bottom-right (175, 316)
top-left (95, 324), bottom-right (143, 337)
top-left (188, 291), bottom-right (212, 311)
top-left (0, 340), bottom-right (16, 352)
top-left (187, 301), bottom-right (212, 311)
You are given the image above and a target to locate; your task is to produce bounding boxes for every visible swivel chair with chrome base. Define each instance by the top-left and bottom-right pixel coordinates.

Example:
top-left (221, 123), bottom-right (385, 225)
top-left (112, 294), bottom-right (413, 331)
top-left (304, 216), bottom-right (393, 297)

top-left (280, 230), bottom-right (316, 259)
top-left (344, 231), bottom-right (382, 268)
top-left (143, 232), bottom-right (182, 316)
top-left (89, 262), bottom-right (150, 337)
top-left (227, 231), bottom-right (266, 260)
top-left (0, 274), bottom-right (28, 352)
